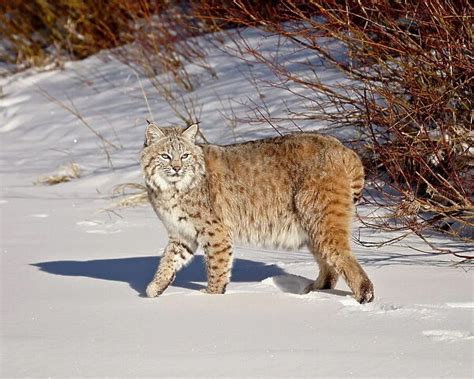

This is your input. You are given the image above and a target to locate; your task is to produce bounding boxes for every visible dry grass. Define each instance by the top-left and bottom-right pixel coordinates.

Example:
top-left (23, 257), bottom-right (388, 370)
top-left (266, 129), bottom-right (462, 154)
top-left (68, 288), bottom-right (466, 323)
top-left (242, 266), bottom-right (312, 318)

top-left (111, 183), bottom-right (148, 208)
top-left (0, 0), bottom-right (165, 70)
top-left (36, 163), bottom-right (82, 185)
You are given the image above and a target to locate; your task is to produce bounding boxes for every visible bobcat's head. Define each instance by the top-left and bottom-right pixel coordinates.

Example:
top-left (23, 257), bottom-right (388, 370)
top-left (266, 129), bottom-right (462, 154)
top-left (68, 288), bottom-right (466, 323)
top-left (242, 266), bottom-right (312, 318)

top-left (141, 123), bottom-right (205, 192)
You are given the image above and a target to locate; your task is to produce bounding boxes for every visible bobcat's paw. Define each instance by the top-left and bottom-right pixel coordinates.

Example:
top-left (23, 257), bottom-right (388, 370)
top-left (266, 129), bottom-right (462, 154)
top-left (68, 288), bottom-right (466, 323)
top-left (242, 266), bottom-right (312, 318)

top-left (303, 276), bottom-right (338, 294)
top-left (303, 282), bottom-right (314, 294)
top-left (200, 286), bottom-right (226, 295)
top-left (146, 282), bottom-right (163, 298)
top-left (304, 279), bottom-right (334, 294)
top-left (354, 279), bottom-right (374, 304)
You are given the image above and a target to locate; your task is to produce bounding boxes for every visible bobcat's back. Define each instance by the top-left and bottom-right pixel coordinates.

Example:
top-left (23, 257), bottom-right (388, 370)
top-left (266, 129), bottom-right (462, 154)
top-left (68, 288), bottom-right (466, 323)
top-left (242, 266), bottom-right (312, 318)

top-left (202, 133), bottom-right (364, 249)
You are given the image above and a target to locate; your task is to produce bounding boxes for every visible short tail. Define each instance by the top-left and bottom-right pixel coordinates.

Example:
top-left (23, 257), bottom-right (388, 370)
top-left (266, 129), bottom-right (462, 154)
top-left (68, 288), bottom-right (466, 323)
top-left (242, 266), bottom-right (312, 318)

top-left (343, 149), bottom-right (365, 203)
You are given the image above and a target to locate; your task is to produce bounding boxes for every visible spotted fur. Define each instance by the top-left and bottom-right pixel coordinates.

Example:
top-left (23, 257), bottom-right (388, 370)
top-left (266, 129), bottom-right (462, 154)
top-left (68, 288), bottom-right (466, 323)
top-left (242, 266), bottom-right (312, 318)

top-left (141, 124), bottom-right (374, 303)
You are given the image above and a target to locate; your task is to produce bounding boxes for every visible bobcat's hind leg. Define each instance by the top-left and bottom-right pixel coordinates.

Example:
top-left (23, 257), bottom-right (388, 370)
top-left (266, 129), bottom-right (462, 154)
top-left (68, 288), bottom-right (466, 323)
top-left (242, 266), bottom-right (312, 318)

top-left (296, 176), bottom-right (374, 304)
top-left (146, 237), bottom-right (197, 297)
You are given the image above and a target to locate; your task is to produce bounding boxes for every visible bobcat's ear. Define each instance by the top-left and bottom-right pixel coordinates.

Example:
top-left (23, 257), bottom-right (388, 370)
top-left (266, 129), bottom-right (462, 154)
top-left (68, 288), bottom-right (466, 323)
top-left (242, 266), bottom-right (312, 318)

top-left (182, 123), bottom-right (199, 142)
top-left (145, 123), bottom-right (165, 146)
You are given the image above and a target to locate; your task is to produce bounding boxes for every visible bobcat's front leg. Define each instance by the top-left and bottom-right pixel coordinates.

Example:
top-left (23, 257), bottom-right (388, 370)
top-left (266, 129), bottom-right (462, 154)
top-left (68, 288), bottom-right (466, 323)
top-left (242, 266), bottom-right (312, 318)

top-left (200, 225), bottom-right (233, 294)
top-left (146, 237), bottom-right (197, 297)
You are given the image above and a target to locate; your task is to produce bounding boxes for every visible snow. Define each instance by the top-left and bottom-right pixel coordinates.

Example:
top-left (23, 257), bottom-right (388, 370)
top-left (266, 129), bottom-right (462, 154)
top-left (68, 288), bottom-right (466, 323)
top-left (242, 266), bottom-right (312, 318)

top-left (1, 29), bottom-right (473, 377)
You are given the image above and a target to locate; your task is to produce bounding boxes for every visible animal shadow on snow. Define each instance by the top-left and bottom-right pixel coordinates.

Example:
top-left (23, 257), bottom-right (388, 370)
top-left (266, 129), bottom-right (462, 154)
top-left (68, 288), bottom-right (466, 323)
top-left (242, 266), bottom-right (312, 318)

top-left (32, 256), bottom-right (324, 296)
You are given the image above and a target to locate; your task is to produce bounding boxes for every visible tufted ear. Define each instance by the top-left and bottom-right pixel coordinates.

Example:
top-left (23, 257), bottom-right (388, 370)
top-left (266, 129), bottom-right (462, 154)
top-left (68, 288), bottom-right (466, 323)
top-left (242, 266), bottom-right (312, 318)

top-left (182, 123), bottom-right (199, 142)
top-left (145, 123), bottom-right (166, 146)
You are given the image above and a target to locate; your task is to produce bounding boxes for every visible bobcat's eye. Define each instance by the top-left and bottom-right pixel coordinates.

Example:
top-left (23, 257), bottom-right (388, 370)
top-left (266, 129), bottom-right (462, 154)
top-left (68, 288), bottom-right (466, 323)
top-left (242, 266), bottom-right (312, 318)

top-left (160, 153), bottom-right (171, 160)
top-left (181, 153), bottom-right (190, 160)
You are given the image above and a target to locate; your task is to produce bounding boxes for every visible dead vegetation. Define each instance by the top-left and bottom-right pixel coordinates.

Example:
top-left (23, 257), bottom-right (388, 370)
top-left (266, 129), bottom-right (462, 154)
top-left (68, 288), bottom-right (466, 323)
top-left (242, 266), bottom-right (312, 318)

top-left (0, 0), bottom-right (157, 70)
top-left (195, 0), bottom-right (474, 251)
top-left (36, 163), bottom-right (82, 185)
top-left (111, 183), bottom-right (148, 208)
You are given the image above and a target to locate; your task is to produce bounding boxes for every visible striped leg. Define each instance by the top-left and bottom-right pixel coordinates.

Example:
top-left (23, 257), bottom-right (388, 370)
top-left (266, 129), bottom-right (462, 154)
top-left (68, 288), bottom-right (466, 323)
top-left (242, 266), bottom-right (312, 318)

top-left (200, 226), bottom-right (233, 294)
top-left (296, 176), bottom-right (374, 304)
top-left (146, 237), bottom-right (197, 297)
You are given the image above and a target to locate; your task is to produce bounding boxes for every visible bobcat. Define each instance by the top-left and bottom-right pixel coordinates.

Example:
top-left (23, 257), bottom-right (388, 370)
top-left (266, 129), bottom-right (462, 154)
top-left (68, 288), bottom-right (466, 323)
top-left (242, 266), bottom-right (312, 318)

top-left (141, 123), bottom-right (374, 303)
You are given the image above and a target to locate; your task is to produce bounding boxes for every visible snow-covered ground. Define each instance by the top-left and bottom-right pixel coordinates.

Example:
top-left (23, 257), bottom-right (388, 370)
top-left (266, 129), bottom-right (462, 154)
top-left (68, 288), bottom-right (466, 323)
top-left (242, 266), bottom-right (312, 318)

top-left (1, 30), bottom-right (473, 378)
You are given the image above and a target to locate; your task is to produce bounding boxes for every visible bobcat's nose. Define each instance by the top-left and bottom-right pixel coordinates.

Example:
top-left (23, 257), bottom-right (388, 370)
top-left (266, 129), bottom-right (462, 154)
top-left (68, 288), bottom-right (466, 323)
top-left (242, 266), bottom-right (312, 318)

top-left (171, 166), bottom-right (182, 174)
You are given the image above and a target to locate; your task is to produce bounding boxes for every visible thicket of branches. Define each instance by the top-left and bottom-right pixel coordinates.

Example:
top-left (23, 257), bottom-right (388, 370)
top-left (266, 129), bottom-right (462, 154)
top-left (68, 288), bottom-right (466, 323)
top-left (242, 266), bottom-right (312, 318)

top-left (2, 0), bottom-right (472, 250)
top-left (196, 0), bottom-right (473, 248)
